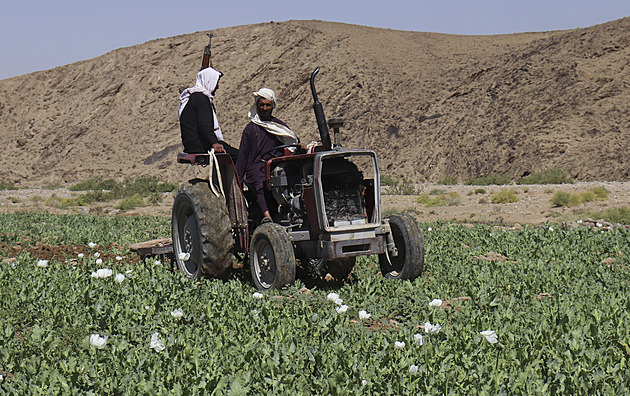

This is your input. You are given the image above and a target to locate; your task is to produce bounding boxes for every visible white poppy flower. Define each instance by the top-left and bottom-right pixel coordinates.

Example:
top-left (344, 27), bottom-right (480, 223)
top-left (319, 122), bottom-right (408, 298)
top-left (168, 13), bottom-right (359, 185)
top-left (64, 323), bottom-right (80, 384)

top-left (413, 333), bottom-right (425, 345)
top-left (549, 227), bottom-right (554, 231)
top-left (596, 222), bottom-right (603, 227)
top-left (361, 380), bottom-right (368, 386)
top-left (480, 330), bottom-right (498, 344)
top-left (334, 298), bottom-right (344, 306)
top-left (145, 305), bottom-right (151, 310)
top-left (336, 304), bottom-right (348, 314)
top-left (327, 292), bottom-right (339, 302)
top-left (409, 364), bottom-right (419, 374)
top-left (154, 260), bottom-right (161, 265)
top-left (78, 253), bottom-right (85, 258)
top-left (577, 219), bottom-right (583, 224)
top-left (37, 260), bottom-right (49, 268)
top-left (427, 227), bottom-right (433, 231)
top-left (252, 292), bottom-right (264, 299)
top-left (116, 256), bottom-right (123, 261)
top-left (358, 310), bottom-right (371, 320)
top-left (424, 322), bottom-right (442, 334)
top-left (178, 252), bottom-right (190, 261)
top-left (90, 334), bottom-right (108, 349)
top-left (0, 374), bottom-right (3, 382)
top-left (429, 299), bottom-right (442, 307)
top-left (394, 341), bottom-right (405, 350)
top-left (93, 252), bottom-right (100, 258)
top-left (91, 268), bottom-right (113, 279)
top-left (88, 242), bottom-right (97, 249)
top-left (150, 332), bottom-right (165, 352)
top-left (125, 269), bottom-right (133, 274)
top-left (95, 258), bottom-right (103, 265)
top-left (114, 273), bottom-right (125, 283)
top-left (171, 308), bottom-right (184, 319)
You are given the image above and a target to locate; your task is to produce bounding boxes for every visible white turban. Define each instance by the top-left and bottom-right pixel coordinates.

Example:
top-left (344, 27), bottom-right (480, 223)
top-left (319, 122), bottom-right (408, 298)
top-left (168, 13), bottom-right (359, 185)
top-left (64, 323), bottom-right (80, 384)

top-left (248, 88), bottom-right (297, 147)
top-left (179, 67), bottom-right (223, 141)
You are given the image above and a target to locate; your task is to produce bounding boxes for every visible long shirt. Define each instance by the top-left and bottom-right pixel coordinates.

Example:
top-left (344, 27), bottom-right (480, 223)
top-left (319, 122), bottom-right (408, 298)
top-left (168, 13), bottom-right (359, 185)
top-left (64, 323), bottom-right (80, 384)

top-left (179, 92), bottom-right (219, 153)
top-left (236, 118), bottom-right (288, 214)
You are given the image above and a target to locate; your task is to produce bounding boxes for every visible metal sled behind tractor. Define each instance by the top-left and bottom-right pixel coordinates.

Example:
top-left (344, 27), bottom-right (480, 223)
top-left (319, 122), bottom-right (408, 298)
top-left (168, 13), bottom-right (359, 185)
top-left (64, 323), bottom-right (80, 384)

top-left (171, 68), bottom-right (424, 290)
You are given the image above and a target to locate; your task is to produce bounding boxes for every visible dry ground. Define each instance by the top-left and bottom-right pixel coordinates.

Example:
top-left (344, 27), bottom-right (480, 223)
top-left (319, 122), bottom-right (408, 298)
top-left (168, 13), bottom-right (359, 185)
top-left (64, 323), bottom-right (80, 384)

top-left (2, 181), bottom-right (628, 226)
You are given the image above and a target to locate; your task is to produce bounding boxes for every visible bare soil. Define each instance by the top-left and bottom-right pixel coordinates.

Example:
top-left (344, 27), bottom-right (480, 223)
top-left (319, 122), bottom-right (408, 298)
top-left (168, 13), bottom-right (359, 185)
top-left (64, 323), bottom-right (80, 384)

top-left (2, 181), bottom-right (628, 226)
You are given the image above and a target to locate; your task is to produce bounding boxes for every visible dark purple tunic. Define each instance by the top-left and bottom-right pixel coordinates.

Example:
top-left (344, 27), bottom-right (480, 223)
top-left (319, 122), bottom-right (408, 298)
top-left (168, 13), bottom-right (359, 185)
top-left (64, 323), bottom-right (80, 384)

top-left (236, 118), bottom-right (288, 214)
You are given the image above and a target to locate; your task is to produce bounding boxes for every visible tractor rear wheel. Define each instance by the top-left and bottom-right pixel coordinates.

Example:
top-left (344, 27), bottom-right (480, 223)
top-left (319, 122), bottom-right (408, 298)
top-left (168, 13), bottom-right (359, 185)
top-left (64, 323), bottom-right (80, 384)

top-left (172, 179), bottom-right (233, 279)
top-left (249, 223), bottom-right (296, 290)
top-left (379, 213), bottom-right (424, 280)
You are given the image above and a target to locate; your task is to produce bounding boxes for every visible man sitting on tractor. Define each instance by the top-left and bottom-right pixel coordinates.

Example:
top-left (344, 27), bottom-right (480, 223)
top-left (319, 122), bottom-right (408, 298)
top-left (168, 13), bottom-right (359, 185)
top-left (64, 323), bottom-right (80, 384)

top-left (178, 67), bottom-right (239, 161)
top-left (236, 88), bottom-right (305, 223)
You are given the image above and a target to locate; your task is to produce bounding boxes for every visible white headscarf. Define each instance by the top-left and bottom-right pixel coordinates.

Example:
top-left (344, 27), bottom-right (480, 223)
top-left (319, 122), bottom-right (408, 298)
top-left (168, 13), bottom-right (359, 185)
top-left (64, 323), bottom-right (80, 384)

top-left (179, 67), bottom-right (223, 141)
top-left (248, 88), bottom-right (298, 146)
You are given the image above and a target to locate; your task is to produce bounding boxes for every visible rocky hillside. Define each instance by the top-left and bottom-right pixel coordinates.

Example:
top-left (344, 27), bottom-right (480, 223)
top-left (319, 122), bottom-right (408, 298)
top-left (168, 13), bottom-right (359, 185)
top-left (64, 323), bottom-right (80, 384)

top-left (0, 18), bottom-right (628, 186)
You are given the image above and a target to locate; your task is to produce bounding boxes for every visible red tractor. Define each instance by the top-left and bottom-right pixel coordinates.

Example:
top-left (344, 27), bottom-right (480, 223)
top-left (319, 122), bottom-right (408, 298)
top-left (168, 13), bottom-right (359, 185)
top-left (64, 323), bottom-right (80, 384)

top-left (172, 69), bottom-right (424, 290)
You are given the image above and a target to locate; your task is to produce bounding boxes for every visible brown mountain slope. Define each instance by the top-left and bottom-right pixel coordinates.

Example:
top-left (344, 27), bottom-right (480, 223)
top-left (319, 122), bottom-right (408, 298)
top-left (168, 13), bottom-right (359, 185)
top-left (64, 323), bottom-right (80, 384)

top-left (0, 19), bottom-right (628, 186)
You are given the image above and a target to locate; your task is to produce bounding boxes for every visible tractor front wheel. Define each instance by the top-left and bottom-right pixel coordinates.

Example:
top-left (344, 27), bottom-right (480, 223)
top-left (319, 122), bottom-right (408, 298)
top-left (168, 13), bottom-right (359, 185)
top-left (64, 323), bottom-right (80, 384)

top-left (249, 223), bottom-right (296, 290)
top-left (378, 213), bottom-right (424, 280)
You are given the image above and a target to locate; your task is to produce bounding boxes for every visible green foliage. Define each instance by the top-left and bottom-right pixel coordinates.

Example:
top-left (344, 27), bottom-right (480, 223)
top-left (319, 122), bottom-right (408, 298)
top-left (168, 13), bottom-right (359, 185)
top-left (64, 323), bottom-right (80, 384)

top-left (474, 188), bottom-right (487, 194)
top-left (490, 188), bottom-right (519, 204)
top-left (584, 206), bottom-right (630, 224)
top-left (436, 175), bottom-right (458, 185)
top-left (70, 176), bottom-right (177, 198)
top-left (117, 194), bottom-right (145, 211)
top-left (516, 169), bottom-right (573, 185)
top-left (0, 214), bottom-right (629, 393)
top-left (465, 173), bottom-right (511, 186)
top-left (417, 191), bottom-right (461, 207)
top-left (381, 175), bottom-right (418, 195)
top-left (551, 187), bottom-right (609, 207)
top-left (0, 181), bottom-right (18, 190)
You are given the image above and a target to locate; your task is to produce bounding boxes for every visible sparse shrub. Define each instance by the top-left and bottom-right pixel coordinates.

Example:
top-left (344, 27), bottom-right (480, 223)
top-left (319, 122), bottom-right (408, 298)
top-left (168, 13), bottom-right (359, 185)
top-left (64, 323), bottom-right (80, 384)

top-left (465, 173), bottom-right (511, 186)
top-left (586, 206), bottom-right (630, 224)
top-left (437, 175), bottom-right (458, 185)
top-left (117, 194), bottom-right (145, 211)
top-left (551, 191), bottom-right (582, 207)
top-left (147, 192), bottom-right (164, 205)
top-left (417, 191), bottom-right (460, 207)
top-left (380, 174), bottom-right (397, 186)
top-left (43, 183), bottom-right (64, 190)
top-left (552, 187), bottom-right (609, 207)
top-left (474, 188), bottom-right (486, 194)
top-left (592, 186), bottom-right (609, 200)
top-left (70, 176), bottom-right (118, 191)
top-left (381, 175), bottom-right (417, 195)
top-left (429, 189), bottom-right (446, 195)
top-left (9, 197), bottom-right (21, 203)
top-left (0, 181), bottom-right (18, 190)
top-left (516, 169), bottom-right (573, 185)
top-left (490, 188), bottom-right (518, 204)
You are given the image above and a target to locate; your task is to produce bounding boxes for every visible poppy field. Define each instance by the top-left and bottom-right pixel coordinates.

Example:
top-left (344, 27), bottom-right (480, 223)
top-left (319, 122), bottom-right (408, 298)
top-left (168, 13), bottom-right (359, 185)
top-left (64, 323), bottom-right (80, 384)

top-left (0, 212), bottom-right (629, 394)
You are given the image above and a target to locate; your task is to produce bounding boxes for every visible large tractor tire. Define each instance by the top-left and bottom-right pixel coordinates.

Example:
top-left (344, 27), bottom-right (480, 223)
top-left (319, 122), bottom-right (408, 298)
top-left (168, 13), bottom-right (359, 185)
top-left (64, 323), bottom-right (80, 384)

top-left (172, 179), bottom-right (233, 279)
top-left (378, 213), bottom-right (424, 280)
top-left (249, 223), bottom-right (296, 290)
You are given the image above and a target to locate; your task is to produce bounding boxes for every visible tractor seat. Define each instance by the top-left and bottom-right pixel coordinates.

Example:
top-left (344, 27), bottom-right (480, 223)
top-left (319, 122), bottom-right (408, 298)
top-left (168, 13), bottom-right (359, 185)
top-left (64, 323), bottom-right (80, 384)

top-left (177, 152), bottom-right (234, 166)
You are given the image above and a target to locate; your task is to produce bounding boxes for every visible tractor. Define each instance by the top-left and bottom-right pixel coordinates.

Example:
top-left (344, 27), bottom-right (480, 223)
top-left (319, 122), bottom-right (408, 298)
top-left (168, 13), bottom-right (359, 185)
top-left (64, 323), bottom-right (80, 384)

top-left (171, 68), bottom-right (424, 290)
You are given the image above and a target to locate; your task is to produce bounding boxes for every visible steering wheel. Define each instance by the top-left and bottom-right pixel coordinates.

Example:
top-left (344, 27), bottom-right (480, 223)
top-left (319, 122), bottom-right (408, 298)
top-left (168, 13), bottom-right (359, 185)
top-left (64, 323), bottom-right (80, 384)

top-left (260, 144), bottom-right (303, 160)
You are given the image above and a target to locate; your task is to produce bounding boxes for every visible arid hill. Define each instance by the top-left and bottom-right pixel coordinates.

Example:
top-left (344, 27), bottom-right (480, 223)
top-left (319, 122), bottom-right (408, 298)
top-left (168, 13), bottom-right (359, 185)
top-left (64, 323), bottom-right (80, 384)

top-left (0, 19), bottom-right (628, 187)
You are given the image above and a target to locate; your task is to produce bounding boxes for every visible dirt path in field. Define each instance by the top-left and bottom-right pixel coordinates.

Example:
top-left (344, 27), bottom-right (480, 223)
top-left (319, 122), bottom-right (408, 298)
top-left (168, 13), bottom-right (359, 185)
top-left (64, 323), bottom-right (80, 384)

top-left (1, 181), bottom-right (629, 226)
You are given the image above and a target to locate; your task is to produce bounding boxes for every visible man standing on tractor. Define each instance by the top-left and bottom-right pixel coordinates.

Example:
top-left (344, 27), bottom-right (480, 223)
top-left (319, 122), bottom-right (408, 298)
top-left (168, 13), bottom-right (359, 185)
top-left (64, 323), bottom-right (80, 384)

top-left (236, 88), bottom-right (304, 223)
top-left (178, 67), bottom-right (239, 161)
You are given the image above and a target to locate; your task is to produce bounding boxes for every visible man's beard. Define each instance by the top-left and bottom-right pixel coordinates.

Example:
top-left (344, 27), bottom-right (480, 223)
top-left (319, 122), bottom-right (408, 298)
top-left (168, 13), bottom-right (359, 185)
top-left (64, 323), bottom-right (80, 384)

top-left (258, 109), bottom-right (273, 121)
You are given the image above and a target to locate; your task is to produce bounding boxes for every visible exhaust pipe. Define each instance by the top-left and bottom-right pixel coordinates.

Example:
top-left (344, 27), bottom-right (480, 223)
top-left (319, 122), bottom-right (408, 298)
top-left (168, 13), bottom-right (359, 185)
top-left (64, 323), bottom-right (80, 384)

top-left (310, 68), bottom-right (332, 150)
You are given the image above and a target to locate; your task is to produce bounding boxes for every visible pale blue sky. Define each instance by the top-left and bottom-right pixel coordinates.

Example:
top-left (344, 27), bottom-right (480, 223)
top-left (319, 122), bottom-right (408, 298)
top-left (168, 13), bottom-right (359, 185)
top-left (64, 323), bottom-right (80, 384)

top-left (1, 0), bottom-right (629, 80)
